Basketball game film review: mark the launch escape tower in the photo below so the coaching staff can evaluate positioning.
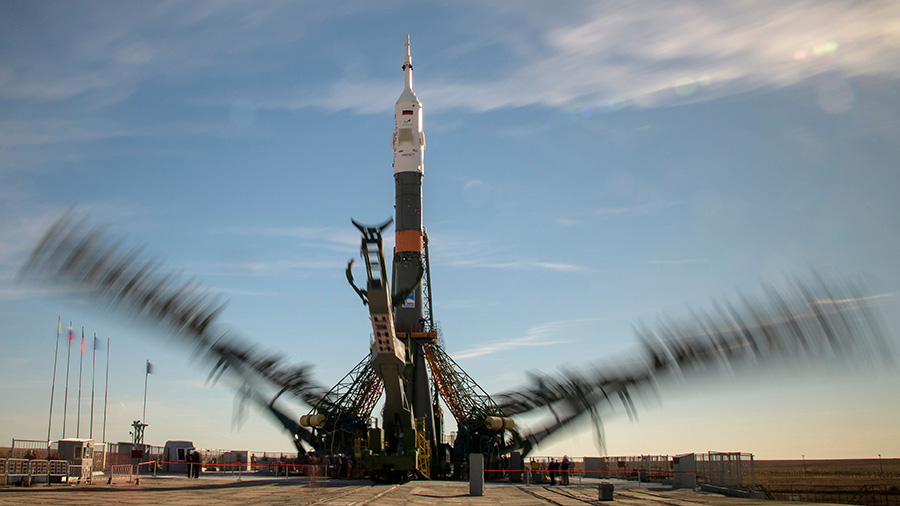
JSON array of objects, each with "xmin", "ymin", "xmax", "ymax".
[{"xmin": 299, "ymin": 35, "xmax": 516, "ymax": 481}]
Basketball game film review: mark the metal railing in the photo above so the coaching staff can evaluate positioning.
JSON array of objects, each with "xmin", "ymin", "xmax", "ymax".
[
  {"xmin": 696, "ymin": 451, "xmax": 756, "ymax": 490},
  {"xmin": 1, "ymin": 458, "xmax": 69, "ymax": 485},
  {"xmin": 108, "ymin": 464, "xmax": 134, "ymax": 483}
]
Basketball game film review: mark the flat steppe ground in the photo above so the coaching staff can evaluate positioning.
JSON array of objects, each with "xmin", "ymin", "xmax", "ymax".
[{"xmin": 754, "ymin": 458, "xmax": 900, "ymax": 488}]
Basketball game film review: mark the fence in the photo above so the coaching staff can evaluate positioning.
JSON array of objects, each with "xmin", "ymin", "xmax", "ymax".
[
  {"xmin": 696, "ymin": 452, "xmax": 756, "ymax": 490},
  {"xmin": 525, "ymin": 452, "xmax": 758, "ymax": 489},
  {"xmin": 10, "ymin": 439, "xmax": 57, "ymax": 460},
  {"xmin": 101, "ymin": 443, "xmax": 164, "ymax": 472},
  {"xmin": 1, "ymin": 458, "xmax": 70, "ymax": 485},
  {"xmin": 108, "ymin": 464, "xmax": 134, "ymax": 483},
  {"xmin": 195, "ymin": 449, "xmax": 251, "ymax": 472},
  {"xmin": 583, "ymin": 455, "xmax": 673, "ymax": 481}
]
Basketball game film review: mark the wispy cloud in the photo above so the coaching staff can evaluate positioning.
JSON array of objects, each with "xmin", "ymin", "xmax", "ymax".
[
  {"xmin": 0, "ymin": 285, "xmax": 84, "ymax": 301},
  {"xmin": 189, "ymin": 259, "xmax": 345, "ymax": 278},
  {"xmin": 3, "ymin": 1, "xmax": 898, "ymax": 156},
  {"xmin": 644, "ymin": 259, "xmax": 709, "ymax": 266},
  {"xmin": 0, "ymin": 210, "xmax": 60, "ymax": 271},
  {"xmin": 206, "ymin": 286, "xmax": 284, "ymax": 298},
  {"xmin": 0, "ymin": 2, "xmax": 375, "ymax": 104},
  {"xmin": 0, "ymin": 203, "xmax": 170, "ymax": 304},
  {"xmin": 452, "ymin": 319, "xmax": 603, "ymax": 360},
  {"xmin": 212, "ymin": 226, "xmax": 360, "ymax": 254},
  {"xmin": 817, "ymin": 292, "xmax": 898, "ymax": 306},
  {"xmin": 553, "ymin": 200, "xmax": 688, "ymax": 228},
  {"xmin": 450, "ymin": 259, "xmax": 585, "ymax": 273},
  {"xmin": 308, "ymin": 1, "xmax": 900, "ymax": 113},
  {"xmin": 594, "ymin": 201, "xmax": 687, "ymax": 217},
  {"xmin": 451, "ymin": 317, "xmax": 627, "ymax": 360},
  {"xmin": 0, "ymin": 0, "xmax": 900, "ymax": 176}
]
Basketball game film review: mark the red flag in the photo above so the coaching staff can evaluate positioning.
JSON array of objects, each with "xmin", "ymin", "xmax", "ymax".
[
  {"xmin": 80, "ymin": 328, "xmax": 85, "ymax": 355},
  {"xmin": 68, "ymin": 326, "xmax": 74, "ymax": 341}
]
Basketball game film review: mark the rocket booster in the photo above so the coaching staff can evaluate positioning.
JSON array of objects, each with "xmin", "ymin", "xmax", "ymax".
[
  {"xmin": 391, "ymin": 35, "xmax": 437, "ymax": 446},
  {"xmin": 392, "ymin": 34, "xmax": 426, "ymax": 329}
]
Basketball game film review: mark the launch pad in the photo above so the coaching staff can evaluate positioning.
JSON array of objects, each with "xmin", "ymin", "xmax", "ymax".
[
  {"xmin": 0, "ymin": 477, "xmax": 782, "ymax": 506},
  {"xmin": 19, "ymin": 35, "xmax": 891, "ymax": 486}
]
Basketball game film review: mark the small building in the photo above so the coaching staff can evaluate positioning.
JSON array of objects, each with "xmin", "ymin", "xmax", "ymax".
[
  {"xmin": 162, "ymin": 440, "xmax": 195, "ymax": 473},
  {"xmin": 223, "ymin": 450, "xmax": 249, "ymax": 472},
  {"xmin": 673, "ymin": 453, "xmax": 697, "ymax": 489},
  {"xmin": 57, "ymin": 439, "xmax": 94, "ymax": 482}
]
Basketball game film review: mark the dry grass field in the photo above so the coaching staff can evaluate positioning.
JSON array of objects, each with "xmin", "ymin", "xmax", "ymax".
[{"xmin": 752, "ymin": 459, "xmax": 900, "ymax": 505}]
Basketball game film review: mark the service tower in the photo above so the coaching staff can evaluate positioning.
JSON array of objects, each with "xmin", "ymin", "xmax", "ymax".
[{"xmin": 391, "ymin": 35, "xmax": 437, "ymax": 448}]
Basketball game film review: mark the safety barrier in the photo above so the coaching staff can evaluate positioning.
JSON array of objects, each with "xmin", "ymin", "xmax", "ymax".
[
  {"xmin": 30, "ymin": 459, "xmax": 70, "ymax": 479},
  {"xmin": 108, "ymin": 464, "xmax": 134, "ymax": 483},
  {"xmin": 124, "ymin": 459, "xmax": 338, "ymax": 481},
  {"xmin": 1, "ymin": 458, "xmax": 70, "ymax": 485},
  {"xmin": 696, "ymin": 451, "xmax": 755, "ymax": 490},
  {"xmin": 488, "ymin": 467, "xmax": 586, "ymax": 485},
  {"xmin": 66, "ymin": 462, "xmax": 92, "ymax": 484}
]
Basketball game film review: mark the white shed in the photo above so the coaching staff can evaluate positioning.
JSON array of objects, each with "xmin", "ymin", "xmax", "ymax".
[{"xmin": 162, "ymin": 440, "xmax": 195, "ymax": 473}]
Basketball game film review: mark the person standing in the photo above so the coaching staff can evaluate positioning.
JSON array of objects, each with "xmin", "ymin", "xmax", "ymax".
[
  {"xmin": 561, "ymin": 456, "xmax": 570, "ymax": 485},
  {"xmin": 192, "ymin": 450, "xmax": 202, "ymax": 478}
]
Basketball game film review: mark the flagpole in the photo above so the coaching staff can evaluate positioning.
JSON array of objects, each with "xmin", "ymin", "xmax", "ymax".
[
  {"xmin": 102, "ymin": 338, "xmax": 110, "ymax": 443},
  {"xmin": 90, "ymin": 332, "xmax": 97, "ymax": 439},
  {"xmin": 47, "ymin": 316, "xmax": 61, "ymax": 453},
  {"xmin": 62, "ymin": 322, "xmax": 73, "ymax": 439},
  {"xmin": 77, "ymin": 327, "xmax": 84, "ymax": 437},
  {"xmin": 142, "ymin": 360, "xmax": 150, "ymax": 422},
  {"xmin": 102, "ymin": 337, "xmax": 110, "ymax": 471}
]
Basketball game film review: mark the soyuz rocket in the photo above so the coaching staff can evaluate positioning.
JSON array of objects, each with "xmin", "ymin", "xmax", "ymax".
[
  {"xmin": 392, "ymin": 34, "xmax": 426, "ymax": 332},
  {"xmin": 391, "ymin": 35, "xmax": 437, "ymax": 446}
]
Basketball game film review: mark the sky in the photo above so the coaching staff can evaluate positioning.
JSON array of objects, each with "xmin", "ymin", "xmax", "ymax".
[{"xmin": 1, "ymin": 1, "xmax": 899, "ymax": 460}]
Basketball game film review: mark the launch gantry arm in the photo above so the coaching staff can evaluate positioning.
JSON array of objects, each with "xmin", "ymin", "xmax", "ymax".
[
  {"xmin": 21, "ymin": 214, "xmax": 329, "ymax": 452},
  {"xmin": 489, "ymin": 274, "xmax": 890, "ymax": 454}
]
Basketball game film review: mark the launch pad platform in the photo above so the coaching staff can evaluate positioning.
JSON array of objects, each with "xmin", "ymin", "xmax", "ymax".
[{"xmin": 0, "ymin": 476, "xmax": 836, "ymax": 506}]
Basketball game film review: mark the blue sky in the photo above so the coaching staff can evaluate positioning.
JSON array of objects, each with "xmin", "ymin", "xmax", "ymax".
[{"xmin": 1, "ymin": 1, "xmax": 899, "ymax": 459}]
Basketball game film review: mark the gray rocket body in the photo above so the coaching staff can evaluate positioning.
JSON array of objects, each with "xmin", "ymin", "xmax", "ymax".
[{"xmin": 391, "ymin": 35, "xmax": 437, "ymax": 448}]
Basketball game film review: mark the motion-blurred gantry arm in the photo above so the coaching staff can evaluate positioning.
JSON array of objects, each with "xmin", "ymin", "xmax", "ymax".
[
  {"xmin": 493, "ymin": 275, "xmax": 892, "ymax": 454},
  {"xmin": 20, "ymin": 214, "xmax": 328, "ymax": 451}
]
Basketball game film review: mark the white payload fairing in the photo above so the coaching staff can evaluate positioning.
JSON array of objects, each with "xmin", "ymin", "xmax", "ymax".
[{"xmin": 392, "ymin": 34, "xmax": 426, "ymax": 176}]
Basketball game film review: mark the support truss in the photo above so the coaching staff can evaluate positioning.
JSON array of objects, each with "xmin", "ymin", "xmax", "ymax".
[
  {"xmin": 422, "ymin": 342, "xmax": 502, "ymax": 421},
  {"xmin": 312, "ymin": 353, "xmax": 383, "ymax": 420}
]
